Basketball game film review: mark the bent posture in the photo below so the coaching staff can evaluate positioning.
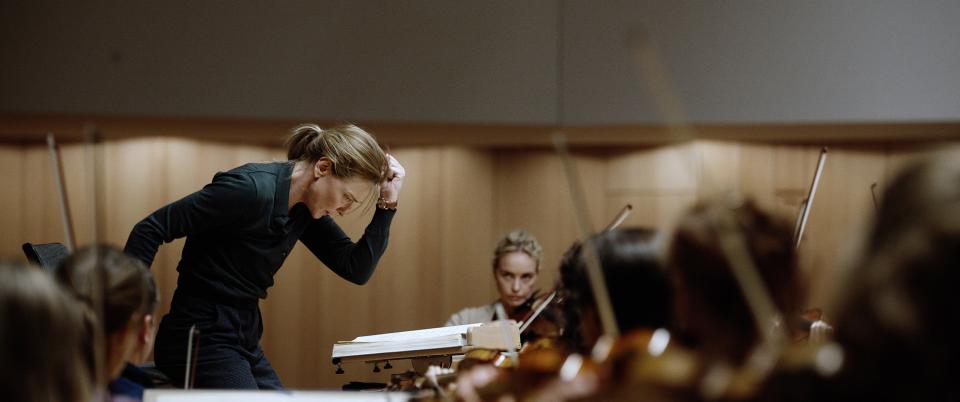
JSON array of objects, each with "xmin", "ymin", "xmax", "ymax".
[{"xmin": 124, "ymin": 124, "xmax": 405, "ymax": 389}]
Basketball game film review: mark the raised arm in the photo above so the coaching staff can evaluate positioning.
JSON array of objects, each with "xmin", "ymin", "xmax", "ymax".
[
  {"xmin": 298, "ymin": 208, "xmax": 395, "ymax": 285},
  {"xmin": 300, "ymin": 154, "xmax": 404, "ymax": 284},
  {"xmin": 123, "ymin": 171, "xmax": 255, "ymax": 268}
]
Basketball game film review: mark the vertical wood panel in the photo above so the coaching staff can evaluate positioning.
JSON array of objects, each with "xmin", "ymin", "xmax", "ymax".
[
  {"xmin": 606, "ymin": 143, "xmax": 698, "ymax": 193},
  {"xmin": 604, "ymin": 145, "xmax": 701, "ymax": 234},
  {"xmin": 102, "ymin": 138, "xmax": 170, "ymax": 245},
  {"xmin": 737, "ymin": 143, "xmax": 777, "ymax": 213},
  {"xmin": 366, "ymin": 147, "xmax": 442, "ymax": 332},
  {"xmin": 438, "ymin": 148, "xmax": 496, "ymax": 323},
  {"xmin": 19, "ymin": 147, "xmax": 47, "ymax": 247},
  {"xmin": 604, "ymin": 194, "xmax": 697, "ymax": 233},
  {"xmin": 0, "ymin": 145, "xmax": 24, "ymax": 258},
  {"xmin": 57, "ymin": 144, "xmax": 95, "ymax": 247},
  {"xmin": 696, "ymin": 140, "xmax": 741, "ymax": 197},
  {"xmin": 771, "ymin": 145, "xmax": 821, "ymax": 221},
  {"xmin": 800, "ymin": 147, "xmax": 887, "ymax": 306}
]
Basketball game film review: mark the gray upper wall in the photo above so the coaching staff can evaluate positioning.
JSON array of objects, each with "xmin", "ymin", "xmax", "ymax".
[{"xmin": 1, "ymin": 1, "xmax": 958, "ymax": 124}]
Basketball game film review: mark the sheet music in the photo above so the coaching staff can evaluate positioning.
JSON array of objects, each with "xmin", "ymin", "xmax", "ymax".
[
  {"xmin": 332, "ymin": 333, "xmax": 465, "ymax": 359},
  {"xmin": 349, "ymin": 323, "xmax": 480, "ymax": 343}
]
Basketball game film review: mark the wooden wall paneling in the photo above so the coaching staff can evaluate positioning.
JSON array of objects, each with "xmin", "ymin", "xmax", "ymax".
[
  {"xmin": 102, "ymin": 138, "xmax": 173, "ymax": 320},
  {"xmin": 771, "ymin": 145, "xmax": 821, "ymax": 222},
  {"xmin": 365, "ymin": 147, "xmax": 442, "ymax": 332},
  {"xmin": 58, "ymin": 143, "xmax": 96, "ymax": 248},
  {"xmin": 102, "ymin": 138, "xmax": 170, "ymax": 244},
  {"xmin": 438, "ymin": 147, "xmax": 496, "ymax": 323},
  {"xmin": 736, "ymin": 143, "xmax": 777, "ymax": 212},
  {"xmin": 770, "ymin": 144, "xmax": 839, "ymax": 309},
  {"xmin": 695, "ymin": 140, "xmax": 741, "ymax": 197},
  {"xmin": 0, "ymin": 144, "xmax": 24, "ymax": 258},
  {"xmin": 799, "ymin": 146, "xmax": 888, "ymax": 307},
  {"xmin": 232, "ymin": 142, "xmax": 285, "ymax": 165},
  {"xmin": 605, "ymin": 143, "xmax": 698, "ymax": 194},
  {"xmin": 604, "ymin": 194, "xmax": 698, "ymax": 233},
  {"xmin": 190, "ymin": 140, "xmax": 254, "ymax": 180},
  {"xmin": 20, "ymin": 145, "xmax": 65, "ymax": 247},
  {"xmin": 604, "ymin": 144, "xmax": 700, "ymax": 233}
]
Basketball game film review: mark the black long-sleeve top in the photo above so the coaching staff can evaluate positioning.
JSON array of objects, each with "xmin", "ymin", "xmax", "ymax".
[{"xmin": 124, "ymin": 162, "xmax": 395, "ymax": 302}]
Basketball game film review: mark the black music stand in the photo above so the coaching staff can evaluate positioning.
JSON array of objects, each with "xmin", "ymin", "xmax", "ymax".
[{"xmin": 22, "ymin": 242, "xmax": 69, "ymax": 273}]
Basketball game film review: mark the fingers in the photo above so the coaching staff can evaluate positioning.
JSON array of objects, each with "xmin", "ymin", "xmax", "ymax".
[
  {"xmin": 389, "ymin": 155, "xmax": 405, "ymax": 176},
  {"xmin": 384, "ymin": 154, "xmax": 405, "ymax": 182}
]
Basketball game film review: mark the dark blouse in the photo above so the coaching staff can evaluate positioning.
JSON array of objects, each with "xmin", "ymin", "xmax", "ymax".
[{"xmin": 124, "ymin": 162, "xmax": 395, "ymax": 301}]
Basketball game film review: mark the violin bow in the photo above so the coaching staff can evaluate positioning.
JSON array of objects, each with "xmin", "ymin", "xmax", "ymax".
[
  {"xmin": 601, "ymin": 204, "xmax": 633, "ymax": 232},
  {"xmin": 519, "ymin": 204, "xmax": 631, "ymax": 335},
  {"xmin": 518, "ymin": 290, "xmax": 558, "ymax": 334},
  {"xmin": 554, "ymin": 134, "xmax": 620, "ymax": 342},
  {"xmin": 793, "ymin": 147, "xmax": 828, "ymax": 249},
  {"xmin": 628, "ymin": 26, "xmax": 792, "ymax": 396},
  {"xmin": 46, "ymin": 133, "xmax": 77, "ymax": 252}
]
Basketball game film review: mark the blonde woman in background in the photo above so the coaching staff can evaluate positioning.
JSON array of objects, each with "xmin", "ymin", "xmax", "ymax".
[{"xmin": 445, "ymin": 229, "xmax": 544, "ymax": 326}]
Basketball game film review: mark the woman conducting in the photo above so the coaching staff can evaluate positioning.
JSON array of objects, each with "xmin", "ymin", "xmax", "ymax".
[{"xmin": 123, "ymin": 123, "xmax": 405, "ymax": 389}]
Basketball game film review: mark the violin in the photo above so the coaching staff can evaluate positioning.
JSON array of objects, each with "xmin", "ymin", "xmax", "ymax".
[
  {"xmin": 515, "ymin": 327, "xmax": 837, "ymax": 402},
  {"xmin": 460, "ymin": 328, "xmax": 695, "ymax": 402},
  {"xmin": 512, "ymin": 290, "xmax": 564, "ymax": 345},
  {"xmin": 458, "ymin": 292, "xmax": 564, "ymax": 372}
]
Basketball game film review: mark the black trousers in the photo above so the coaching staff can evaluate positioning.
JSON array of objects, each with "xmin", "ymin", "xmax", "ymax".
[{"xmin": 154, "ymin": 291, "xmax": 283, "ymax": 390}]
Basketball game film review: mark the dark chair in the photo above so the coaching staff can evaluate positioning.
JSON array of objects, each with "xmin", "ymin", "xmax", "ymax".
[
  {"xmin": 22, "ymin": 242, "xmax": 69, "ymax": 273},
  {"xmin": 139, "ymin": 361, "xmax": 174, "ymax": 389}
]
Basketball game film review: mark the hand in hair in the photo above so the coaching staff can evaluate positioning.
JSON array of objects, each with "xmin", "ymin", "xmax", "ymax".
[{"xmin": 379, "ymin": 154, "xmax": 406, "ymax": 207}]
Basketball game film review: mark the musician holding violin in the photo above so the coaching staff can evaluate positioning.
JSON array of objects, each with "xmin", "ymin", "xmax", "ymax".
[
  {"xmin": 668, "ymin": 198, "xmax": 801, "ymax": 369},
  {"xmin": 444, "ymin": 229, "xmax": 545, "ymax": 327},
  {"xmin": 558, "ymin": 227, "xmax": 673, "ymax": 354},
  {"xmin": 451, "ymin": 227, "xmax": 676, "ymax": 401}
]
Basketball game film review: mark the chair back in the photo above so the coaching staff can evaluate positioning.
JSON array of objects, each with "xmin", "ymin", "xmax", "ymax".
[{"xmin": 22, "ymin": 242, "xmax": 69, "ymax": 273}]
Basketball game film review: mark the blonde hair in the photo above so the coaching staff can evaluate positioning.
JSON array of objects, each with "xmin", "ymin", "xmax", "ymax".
[
  {"xmin": 285, "ymin": 124, "xmax": 389, "ymax": 184},
  {"xmin": 0, "ymin": 261, "xmax": 92, "ymax": 402},
  {"xmin": 493, "ymin": 230, "xmax": 544, "ymax": 272}
]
